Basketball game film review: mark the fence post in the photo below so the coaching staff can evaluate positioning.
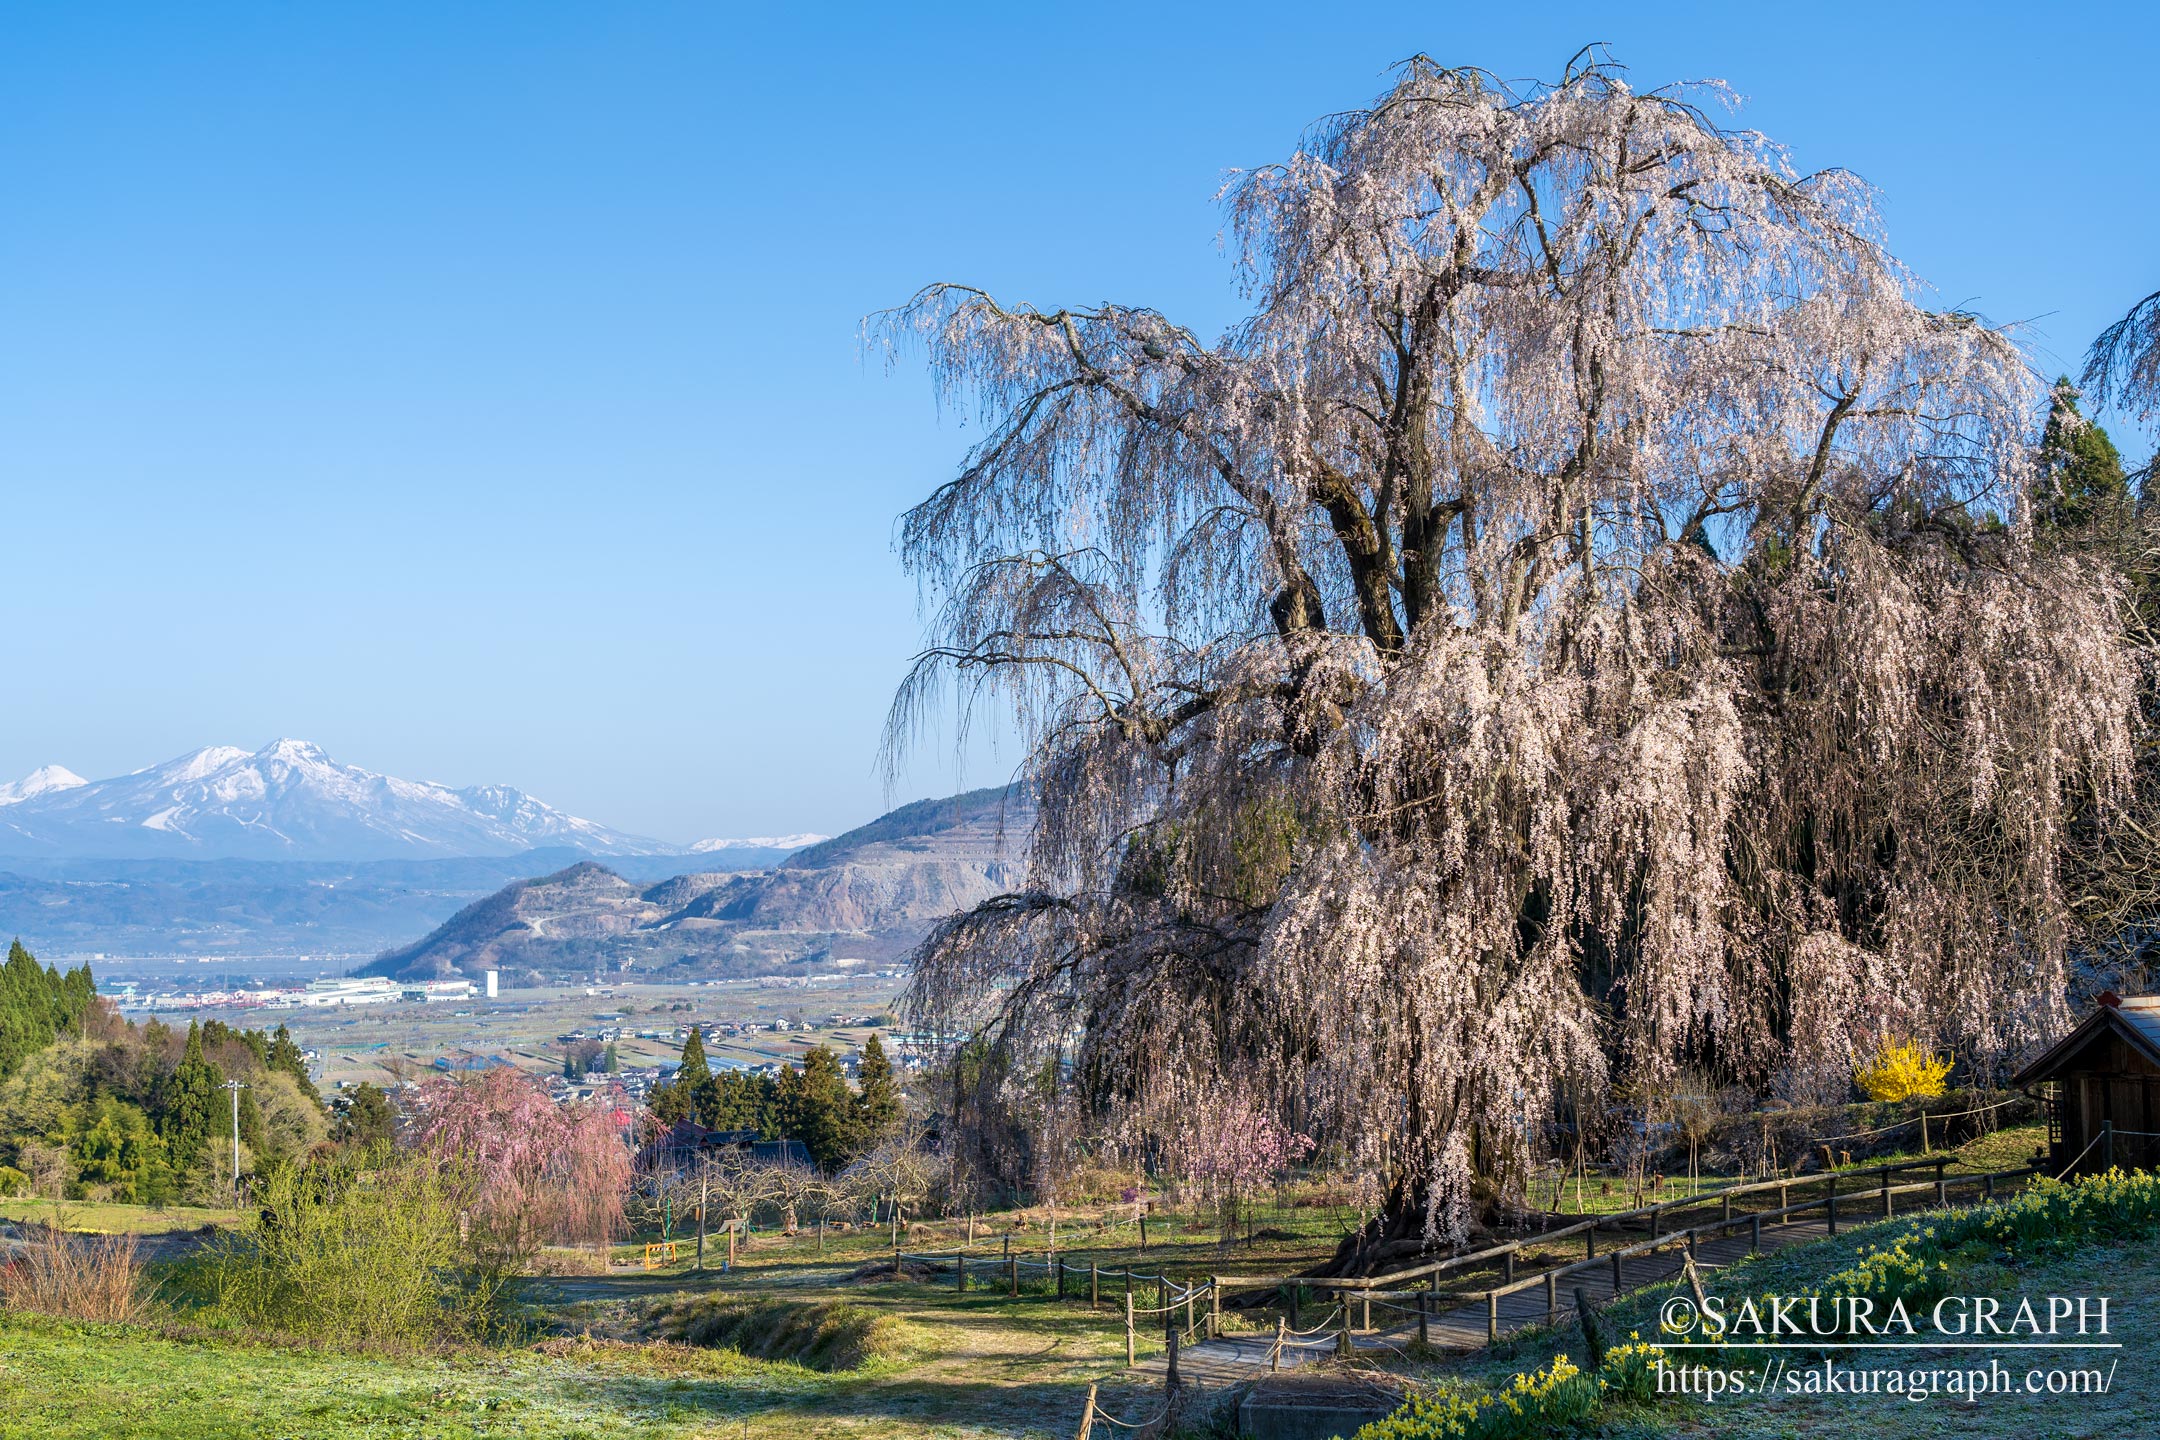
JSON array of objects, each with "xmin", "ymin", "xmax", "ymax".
[
  {"xmin": 1340, "ymin": 1295, "xmax": 1354, "ymax": 1355},
  {"xmin": 1166, "ymin": 1309, "xmax": 1181, "ymax": 1388},
  {"xmin": 1921, "ymin": 1111, "xmax": 1930, "ymax": 1153},
  {"xmin": 1077, "ymin": 1382, "xmax": 1098, "ymax": 1440},
  {"xmin": 1125, "ymin": 1291, "xmax": 1135, "ymax": 1367},
  {"xmin": 1649, "ymin": 1204, "xmax": 1660, "ymax": 1240},
  {"xmin": 1091, "ymin": 1262, "xmax": 1100, "ymax": 1308},
  {"xmin": 1545, "ymin": 1269, "xmax": 1558, "ymax": 1327},
  {"xmin": 1486, "ymin": 1290, "xmax": 1499, "ymax": 1343},
  {"xmin": 1984, "ymin": 1172, "xmax": 1996, "ymax": 1202},
  {"xmin": 1586, "ymin": 1222, "xmax": 1596, "ymax": 1258},
  {"xmin": 1273, "ymin": 1317, "xmax": 1286, "ymax": 1371},
  {"xmin": 1289, "ymin": 1282, "xmax": 1300, "ymax": 1330},
  {"xmin": 1418, "ymin": 1289, "xmax": 1430, "ymax": 1345},
  {"xmin": 1881, "ymin": 1166, "xmax": 1892, "ymax": 1219},
  {"xmin": 956, "ymin": 1251, "xmax": 966, "ymax": 1293},
  {"xmin": 1209, "ymin": 1277, "xmax": 1220, "ymax": 1339},
  {"xmin": 1721, "ymin": 1192, "xmax": 1732, "ymax": 1226},
  {"xmin": 1610, "ymin": 1252, "xmax": 1622, "ymax": 1296},
  {"xmin": 1185, "ymin": 1283, "xmax": 1195, "ymax": 1338},
  {"xmin": 1057, "ymin": 1258, "xmax": 1066, "ymax": 1301},
  {"xmin": 1008, "ymin": 1254, "xmax": 1019, "ymax": 1297},
  {"xmin": 1503, "ymin": 1250, "xmax": 1516, "ymax": 1284},
  {"xmin": 1750, "ymin": 1213, "xmax": 1761, "ymax": 1253},
  {"xmin": 1826, "ymin": 1173, "xmax": 1838, "ymax": 1237}
]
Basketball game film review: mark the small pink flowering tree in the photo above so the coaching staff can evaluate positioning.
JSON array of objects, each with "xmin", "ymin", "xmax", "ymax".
[
  {"xmin": 1177, "ymin": 1096, "xmax": 1313, "ymax": 1248},
  {"xmin": 411, "ymin": 1069, "xmax": 630, "ymax": 1269}
]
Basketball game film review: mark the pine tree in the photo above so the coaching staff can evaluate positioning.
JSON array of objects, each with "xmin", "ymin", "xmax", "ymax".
[
  {"xmin": 855, "ymin": 1034, "xmax": 903, "ymax": 1146},
  {"xmin": 603, "ymin": 1042, "xmax": 619, "ymax": 1073}
]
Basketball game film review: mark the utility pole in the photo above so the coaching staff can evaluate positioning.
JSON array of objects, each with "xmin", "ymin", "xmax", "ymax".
[{"xmin": 220, "ymin": 1079, "xmax": 249, "ymax": 1200}]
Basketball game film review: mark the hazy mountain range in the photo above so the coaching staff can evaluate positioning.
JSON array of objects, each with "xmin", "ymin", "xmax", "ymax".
[
  {"xmin": 0, "ymin": 740, "xmax": 823, "ymax": 862},
  {"xmin": 0, "ymin": 740, "xmax": 1010, "ymax": 975}
]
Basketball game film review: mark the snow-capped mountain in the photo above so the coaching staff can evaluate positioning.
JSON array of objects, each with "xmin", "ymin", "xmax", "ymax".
[
  {"xmin": 0, "ymin": 764, "xmax": 88, "ymax": 806},
  {"xmin": 688, "ymin": 833, "xmax": 826, "ymax": 853},
  {"xmin": 0, "ymin": 741, "xmax": 676, "ymax": 861}
]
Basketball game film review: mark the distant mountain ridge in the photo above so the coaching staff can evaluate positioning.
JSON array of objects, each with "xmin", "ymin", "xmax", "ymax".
[
  {"xmin": 360, "ymin": 784, "xmax": 1028, "ymax": 983},
  {"xmin": 0, "ymin": 740, "xmax": 675, "ymax": 861}
]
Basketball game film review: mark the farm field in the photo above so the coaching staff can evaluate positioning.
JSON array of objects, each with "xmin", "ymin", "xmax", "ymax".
[{"xmin": 131, "ymin": 977, "xmax": 908, "ymax": 1090}]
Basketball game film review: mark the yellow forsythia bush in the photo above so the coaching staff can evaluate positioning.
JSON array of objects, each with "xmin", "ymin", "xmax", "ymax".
[{"xmin": 1853, "ymin": 1037, "xmax": 1951, "ymax": 1102}]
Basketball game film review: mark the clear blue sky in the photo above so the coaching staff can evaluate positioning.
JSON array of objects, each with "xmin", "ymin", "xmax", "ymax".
[{"xmin": 1, "ymin": 2, "xmax": 2153, "ymax": 843}]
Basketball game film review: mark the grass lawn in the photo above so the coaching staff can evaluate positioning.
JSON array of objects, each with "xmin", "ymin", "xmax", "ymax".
[
  {"xmin": 5, "ymin": 1154, "xmax": 2147, "ymax": 1440},
  {"xmin": 0, "ymin": 1293, "xmax": 1125, "ymax": 1440},
  {"xmin": 1434, "ymin": 1194, "xmax": 2156, "ymax": 1439},
  {"xmin": 0, "ymin": 1200, "xmax": 240, "ymax": 1234}
]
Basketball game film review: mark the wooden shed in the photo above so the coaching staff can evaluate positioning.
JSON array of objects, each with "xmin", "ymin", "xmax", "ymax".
[{"xmin": 2011, "ymin": 992, "xmax": 2160, "ymax": 1175}]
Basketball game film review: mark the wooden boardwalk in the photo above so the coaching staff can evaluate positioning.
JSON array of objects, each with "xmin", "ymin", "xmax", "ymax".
[{"xmin": 1132, "ymin": 1210, "xmax": 1841, "ymax": 1379}]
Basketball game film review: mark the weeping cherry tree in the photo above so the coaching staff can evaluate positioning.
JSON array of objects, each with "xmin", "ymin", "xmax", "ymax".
[{"xmin": 882, "ymin": 52, "xmax": 2139, "ymax": 1272}]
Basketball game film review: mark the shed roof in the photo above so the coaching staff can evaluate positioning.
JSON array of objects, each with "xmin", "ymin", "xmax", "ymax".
[{"xmin": 2010, "ymin": 995, "xmax": 2160, "ymax": 1086}]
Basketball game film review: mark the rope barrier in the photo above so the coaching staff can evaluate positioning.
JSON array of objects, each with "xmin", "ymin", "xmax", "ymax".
[
  {"xmin": 1814, "ymin": 1095, "xmax": 2025, "ymax": 1146},
  {"xmin": 2049, "ymin": 1132, "xmax": 2105, "ymax": 1179},
  {"xmin": 1282, "ymin": 1306, "xmax": 1344, "ymax": 1337},
  {"xmin": 1087, "ymin": 1398, "xmax": 1171, "ymax": 1432}
]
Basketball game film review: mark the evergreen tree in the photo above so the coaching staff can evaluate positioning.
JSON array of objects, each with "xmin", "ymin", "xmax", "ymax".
[
  {"xmin": 676, "ymin": 1028, "xmax": 711, "ymax": 1084},
  {"xmin": 238, "ymin": 1086, "xmax": 266, "ymax": 1158},
  {"xmin": 336, "ymin": 1081, "xmax": 397, "ymax": 1152},
  {"xmin": 855, "ymin": 1034, "xmax": 903, "ymax": 1146},
  {"xmin": 264, "ymin": 1024, "xmax": 321, "ymax": 1106},
  {"xmin": 603, "ymin": 1041, "xmax": 619, "ymax": 1073},
  {"xmin": 2041, "ymin": 378, "xmax": 2131, "ymax": 530},
  {"xmin": 707, "ymin": 1071, "xmax": 779, "ymax": 1135},
  {"xmin": 0, "ymin": 940, "xmax": 95, "ymax": 1079},
  {"xmin": 646, "ymin": 1074, "xmax": 696, "ymax": 1128},
  {"xmin": 157, "ymin": 1021, "xmax": 224, "ymax": 1172},
  {"xmin": 778, "ymin": 1047, "xmax": 857, "ymax": 1170}
]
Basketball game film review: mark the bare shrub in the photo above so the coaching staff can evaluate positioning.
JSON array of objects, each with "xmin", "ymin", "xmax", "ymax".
[
  {"xmin": 0, "ymin": 1230, "xmax": 151, "ymax": 1322},
  {"xmin": 207, "ymin": 1153, "xmax": 479, "ymax": 1348}
]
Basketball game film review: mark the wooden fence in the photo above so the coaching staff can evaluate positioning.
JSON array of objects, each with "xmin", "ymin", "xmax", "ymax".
[{"xmin": 895, "ymin": 1155, "xmax": 2042, "ymax": 1355}]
